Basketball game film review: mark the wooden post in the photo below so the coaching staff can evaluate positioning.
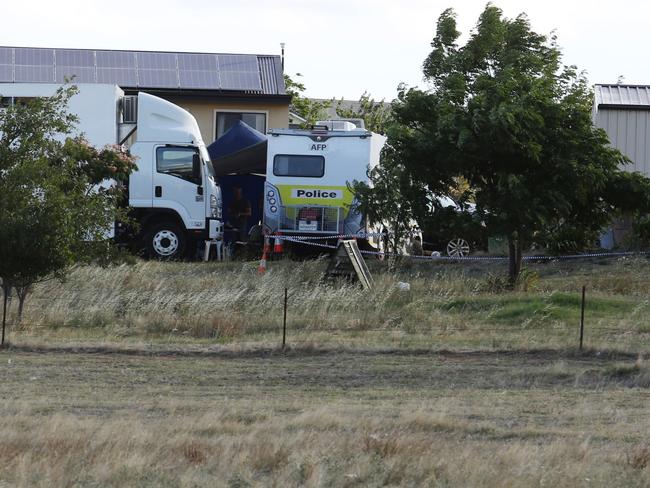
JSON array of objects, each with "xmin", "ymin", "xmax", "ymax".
[
  {"xmin": 1, "ymin": 286, "xmax": 8, "ymax": 346},
  {"xmin": 282, "ymin": 287, "xmax": 288, "ymax": 350},
  {"xmin": 579, "ymin": 285, "xmax": 586, "ymax": 351}
]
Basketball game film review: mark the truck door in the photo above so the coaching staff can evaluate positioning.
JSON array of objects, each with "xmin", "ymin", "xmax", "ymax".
[{"xmin": 152, "ymin": 145, "xmax": 205, "ymax": 229}]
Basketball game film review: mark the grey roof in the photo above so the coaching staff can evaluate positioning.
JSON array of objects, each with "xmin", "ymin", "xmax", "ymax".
[
  {"xmin": 0, "ymin": 46, "xmax": 285, "ymax": 95},
  {"xmin": 595, "ymin": 84, "xmax": 650, "ymax": 108}
]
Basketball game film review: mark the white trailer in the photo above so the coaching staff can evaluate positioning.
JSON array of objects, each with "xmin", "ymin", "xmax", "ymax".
[
  {"xmin": 0, "ymin": 83, "xmax": 223, "ymax": 258},
  {"xmin": 262, "ymin": 121, "xmax": 386, "ymax": 242}
]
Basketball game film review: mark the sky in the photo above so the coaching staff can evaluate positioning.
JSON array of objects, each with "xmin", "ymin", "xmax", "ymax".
[{"xmin": 2, "ymin": 0, "xmax": 648, "ymax": 101}]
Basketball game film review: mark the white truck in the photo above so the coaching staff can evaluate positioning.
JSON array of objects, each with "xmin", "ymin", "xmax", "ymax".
[
  {"xmin": 0, "ymin": 83, "xmax": 223, "ymax": 259},
  {"xmin": 262, "ymin": 121, "xmax": 386, "ymax": 246}
]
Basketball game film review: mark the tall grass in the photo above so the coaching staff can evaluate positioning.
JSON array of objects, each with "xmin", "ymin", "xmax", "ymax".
[{"xmin": 6, "ymin": 256, "xmax": 650, "ymax": 351}]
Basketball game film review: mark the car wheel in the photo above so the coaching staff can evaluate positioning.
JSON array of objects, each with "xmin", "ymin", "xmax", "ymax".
[{"xmin": 447, "ymin": 238, "xmax": 470, "ymax": 257}]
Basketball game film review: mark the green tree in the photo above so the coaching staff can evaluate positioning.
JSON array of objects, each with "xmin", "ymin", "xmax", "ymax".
[
  {"xmin": 357, "ymin": 5, "xmax": 650, "ymax": 283},
  {"xmin": 351, "ymin": 161, "xmax": 420, "ymax": 254},
  {"xmin": 335, "ymin": 92, "xmax": 392, "ymax": 133},
  {"xmin": 0, "ymin": 85, "xmax": 137, "ymax": 343},
  {"xmin": 284, "ymin": 73, "xmax": 331, "ymax": 127}
]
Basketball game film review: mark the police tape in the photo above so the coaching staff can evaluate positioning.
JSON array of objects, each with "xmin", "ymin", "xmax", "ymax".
[
  {"xmin": 279, "ymin": 235, "xmax": 650, "ymax": 261},
  {"xmin": 281, "ymin": 236, "xmax": 338, "ymax": 249},
  {"xmin": 274, "ymin": 232, "xmax": 386, "ymax": 241}
]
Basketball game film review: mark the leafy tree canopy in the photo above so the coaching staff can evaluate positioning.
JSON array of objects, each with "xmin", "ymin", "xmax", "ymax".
[
  {"xmin": 354, "ymin": 5, "xmax": 650, "ymax": 282},
  {"xmin": 0, "ymin": 85, "xmax": 136, "ymax": 333},
  {"xmin": 335, "ymin": 92, "xmax": 392, "ymax": 134}
]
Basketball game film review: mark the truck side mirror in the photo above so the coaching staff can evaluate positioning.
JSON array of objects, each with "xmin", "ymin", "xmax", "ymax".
[{"xmin": 192, "ymin": 153, "xmax": 201, "ymax": 182}]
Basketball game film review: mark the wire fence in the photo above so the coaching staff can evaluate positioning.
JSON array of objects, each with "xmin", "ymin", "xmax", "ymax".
[
  {"xmin": 3, "ymin": 281, "xmax": 648, "ymax": 353},
  {"xmin": 280, "ymin": 233, "xmax": 650, "ymax": 261},
  {"xmin": 2, "ymin": 238, "xmax": 649, "ymax": 351}
]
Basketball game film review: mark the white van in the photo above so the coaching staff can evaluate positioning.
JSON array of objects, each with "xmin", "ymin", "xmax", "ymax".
[{"xmin": 262, "ymin": 121, "xmax": 386, "ymax": 240}]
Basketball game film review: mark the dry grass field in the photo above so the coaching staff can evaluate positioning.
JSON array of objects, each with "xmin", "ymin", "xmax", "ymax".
[
  {"xmin": 0, "ymin": 256, "xmax": 649, "ymax": 486},
  {"xmin": 0, "ymin": 348, "xmax": 648, "ymax": 487}
]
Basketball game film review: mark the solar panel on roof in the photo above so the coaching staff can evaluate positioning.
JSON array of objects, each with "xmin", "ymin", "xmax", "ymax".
[
  {"xmin": 0, "ymin": 65, "xmax": 12, "ymax": 82},
  {"xmin": 217, "ymin": 54, "xmax": 258, "ymax": 71},
  {"xmin": 138, "ymin": 69, "xmax": 178, "ymax": 88},
  {"xmin": 97, "ymin": 67, "xmax": 137, "ymax": 86},
  {"xmin": 55, "ymin": 49, "xmax": 94, "ymax": 67},
  {"xmin": 56, "ymin": 66, "xmax": 95, "ymax": 83},
  {"xmin": 220, "ymin": 71, "xmax": 261, "ymax": 91},
  {"xmin": 137, "ymin": 52, "xmax": 176, "ymax": 70},
  {"xmin": 177, "ymin": 53, "xmax": 218, "ymax": 71},
  {"xmin": 15, "ymin": 47, "xmax": 53, "ymax": 66},
  {"xmin": 179, "ymin": 70, "xmax": 220, "ymax": 89},
  {"xmin": 96, "ymin": 50, "xmax": 136, "ymax": 68},
  {"xmin": 15, "ymin": 65, "xmax": 53, "ymax": 82},
  {"xmin": 1, "ymin": 47, "xmax": 280, "ymax": 93},
  {"xmin": 0, "ymin": 48, "xmax": 12, "ymax": 65},
  {"xmin": 216, "ymin": 54, "xmax": 261, "ymax": 91}
]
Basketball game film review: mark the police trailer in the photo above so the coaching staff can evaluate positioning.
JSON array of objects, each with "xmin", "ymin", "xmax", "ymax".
[
  {"xmin": 262, "ymin": 120, "xmax": 386, "ymax": 246},
  {"xmin": 0, "ymin": 83, "xmax": 223, "ymax": 259}
]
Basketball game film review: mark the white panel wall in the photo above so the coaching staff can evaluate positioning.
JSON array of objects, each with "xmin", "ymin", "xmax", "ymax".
[
  {"xmin": 596, "ymin": 109, "xmax": 650, "ymax": 176},
  {"xmin": 0, "ymin": 83, "xmax": 122, "ymax": 148}
]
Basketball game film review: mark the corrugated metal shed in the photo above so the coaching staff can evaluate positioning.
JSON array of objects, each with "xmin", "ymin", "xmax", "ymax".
[
  {"xmin": 595, "ymin": 84, "xmax": 650, "ymax": 108},
  {"xmin": 593, "ymin": 84, "xmax": 650, "ymax": 176},
  {"xmin": 0, "ymin": 46, "xmax": 286, "ymax": 95}
]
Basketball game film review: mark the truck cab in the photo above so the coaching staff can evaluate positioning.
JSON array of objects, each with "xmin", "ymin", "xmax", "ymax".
[{"xmin": 127, "ymin": 93, "xmax": 222, "ymax": 258}]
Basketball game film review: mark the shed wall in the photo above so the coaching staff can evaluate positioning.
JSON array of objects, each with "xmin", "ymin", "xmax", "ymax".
[{"xmin": 596, "ymin": 108, "xmax": 650, "ymax": 175}]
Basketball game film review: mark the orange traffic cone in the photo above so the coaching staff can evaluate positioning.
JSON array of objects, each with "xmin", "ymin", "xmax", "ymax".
[
  {"xmin": 273, "ymin": 233, "xmax": 283, "ymax": 255},
  {"xmin": 263, "ymin": 236, "xmax": 271, "ymax": 255}
]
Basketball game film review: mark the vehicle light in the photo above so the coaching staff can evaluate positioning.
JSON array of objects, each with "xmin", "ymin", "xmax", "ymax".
[
  {"xmin": 270, "ymin": 206, "xmax": 277, "ymax": 213},
  {"xmin": 267, "ymin": 190, "xmax": 275, "ymax": 197},
  {"xmin": 269, "ymin": 198, "xmax": 276, "ymax": 205}
]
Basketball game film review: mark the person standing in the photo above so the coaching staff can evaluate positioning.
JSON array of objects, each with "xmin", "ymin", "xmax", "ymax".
[{"xmin": 228, "ymin": 186, "xmax": 252, "ymax": 242}]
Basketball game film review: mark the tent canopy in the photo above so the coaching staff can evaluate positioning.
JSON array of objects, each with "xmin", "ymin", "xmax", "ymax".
[{"xmin": 207, "ymin": 120, "xmax": 267, "ymax": 176}]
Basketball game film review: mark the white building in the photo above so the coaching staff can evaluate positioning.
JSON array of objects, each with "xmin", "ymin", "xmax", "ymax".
[
  {"xmin": 593, "ymin": 84, "xmax": 650, "ymax": 247},
  {"xmin": 593, "ymin": 84, "xmax": 650, "ymax": 176}
]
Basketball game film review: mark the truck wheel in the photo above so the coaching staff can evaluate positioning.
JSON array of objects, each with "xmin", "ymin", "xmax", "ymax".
[{"xmin": 145, "ymin": 223, "xmax": 186, "ymax": 260}]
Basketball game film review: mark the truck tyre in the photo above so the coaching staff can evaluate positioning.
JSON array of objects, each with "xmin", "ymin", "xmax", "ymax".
[{"xmin": 145, "ymin": 222, "xmax": 186, "ymax": 260}]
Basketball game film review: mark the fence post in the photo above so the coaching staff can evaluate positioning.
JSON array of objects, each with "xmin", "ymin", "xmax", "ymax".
[
  {"xmin": 1, "ymin": 287, "xmax": 7, "ymax": 346},
  {"xmin": 579, "ymin": 285, "xmax": 586, "ymax": 351},
  {"xmin": 282, "ymin": 287, "xmax": 288, "ymax": 350}
]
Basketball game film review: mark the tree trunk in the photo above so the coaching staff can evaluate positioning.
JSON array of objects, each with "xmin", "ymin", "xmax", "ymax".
[
  {"xmin": 516, "ymin": 238, "xmax": 523, "ymax": 281},
  {"xmin": 508, "ymin": 233, "xmax": 523, "ymax": 286},
  {"xmin": 16, "ymin": 285, "xmax": 30, "ymax": 325},
  {"xmin": 1, "ymin": 285, "xmax": 10, "ymax": 346}
]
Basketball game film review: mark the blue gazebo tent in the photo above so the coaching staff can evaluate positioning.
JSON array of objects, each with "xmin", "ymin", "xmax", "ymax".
[{"xmin": 207, "ymin": 120, "xmax": 267, "ymax": 176}]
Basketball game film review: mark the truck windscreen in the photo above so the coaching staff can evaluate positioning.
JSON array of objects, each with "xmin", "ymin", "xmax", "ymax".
[{"xmin": 273, "ymin": 155, "xmax": 324, "ymax": 177}]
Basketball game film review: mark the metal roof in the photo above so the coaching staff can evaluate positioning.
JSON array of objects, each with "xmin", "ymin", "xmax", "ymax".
[
  {"xmin": 595, "ymin": 84, "xmax": 650, "ymax": 109},
  {"xmin": 0, "ymin": 46, "xmax": 285, "ymax": 95}
]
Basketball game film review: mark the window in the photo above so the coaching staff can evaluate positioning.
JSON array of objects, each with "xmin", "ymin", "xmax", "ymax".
[
  {"xmin": 0, "ymin": 96, "xmax": 39, "ymax": 108},
  {"xmin": 273, "ymin": 155, "xmax": 325, "ymax": 178},
  {"xmin": 13, "ymin": 97, "xmax": 37, "ymax": 106},
  {"xmin": 156, "ymin": 146, "xmax": 200, "ymax": 183},
  {"xmin": 215, "ymin": 111, "xmax": 266, "ymax": 139}
]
